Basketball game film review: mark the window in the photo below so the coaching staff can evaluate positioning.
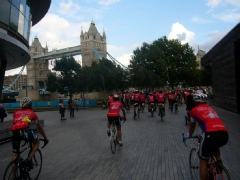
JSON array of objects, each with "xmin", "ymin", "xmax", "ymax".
[
  {"xmin": 10, "ymin": 5, "xmax": 19, "ymax": 31},
  {"xmin": 18, "ymin": 11, "xmax": 24, "ymax": 35},
  {"xmin": 0, "ymin": 0, "xmax": 11, "ymax": 25}
]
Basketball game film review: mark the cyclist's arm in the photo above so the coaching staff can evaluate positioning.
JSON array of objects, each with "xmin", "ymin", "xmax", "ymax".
[
  {"xmin": 36, "ymin": 123, "xmax": 48, "ymax": 140},
  {"xmin": 121, "ymin": 108, "xmax": 126, "ymax": 120},
  {"xmin": 189, "ymin": 121, "xmax": 196, "ymax": 137}
]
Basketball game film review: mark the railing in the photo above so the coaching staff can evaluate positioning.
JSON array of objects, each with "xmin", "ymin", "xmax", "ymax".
[{"xmin": 1, "ymin": 100, "xmax": 97, "ymax": 108}]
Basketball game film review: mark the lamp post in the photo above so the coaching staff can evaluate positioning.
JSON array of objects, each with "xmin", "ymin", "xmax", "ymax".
[{"xmin": 42, "ymin": 89, "xmax": 45, "ymax": 101}]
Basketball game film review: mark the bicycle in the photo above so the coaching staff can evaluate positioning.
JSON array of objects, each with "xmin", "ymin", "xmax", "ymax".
[
  {"xmin": 148, "ymin": 103, "xmax": 155, "ymax": 117},
  {"xmin": 171, "ymin": 101, "xmax": 178, "ymax": 113},
  {"xmin": 125, "ymin": 102, "xmax": 130, "ymax": 113},
  {"xmin": 182, "ymin": 134, "xmax": 231, "ymax": 180},
  {"xmin": 3, "ymin": 138, "xmax": 47, "ymax": 180},
  {"xmin": 109, "ymin": 117, "xmax": 125, "ymax": 154},
  {"xmin": 140, "ymin": 102, "xmax": 145, "ymax": 112},
  {"xmin": 158, "ymin": 103, "xmax": 165, "ymax": 121},
  {"xmin": 133, "ymin": 103, "xmax": 140, "ymax": 120},
  {"xmin": 185, "ymin": 110, "xmax": 191, "ymax": 125}
]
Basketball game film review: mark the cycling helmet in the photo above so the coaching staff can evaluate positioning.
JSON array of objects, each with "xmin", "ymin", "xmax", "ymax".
[
  {"xmin": 20, "ymin": 97, "xmax": 32, "ymax": 107},
  {"xmin": 149, "ymin": 92, "xmax": 152, "ymax": 95},
  {"xmin": 159, "ymin": 90, "xmax": 162, "ymax": 93},
  {"xmin": 113, "ymin": 94, "xmax": 119, "ymax": 100},
  {"xmin": 135, "ymin": 90, "xmax": 139, "ymax": 93},
  {"xmin": 193, "ymin": 94, "xmax": 207, "ymax": 104}
]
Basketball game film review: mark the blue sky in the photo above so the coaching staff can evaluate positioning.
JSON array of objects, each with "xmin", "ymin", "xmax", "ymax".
[{"xmin": 6, "ymin": 0, "xmax": 240, "ymax": 75}]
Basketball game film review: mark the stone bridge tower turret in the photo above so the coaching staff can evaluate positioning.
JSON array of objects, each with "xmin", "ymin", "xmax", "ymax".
[{"xmin": 80, "ymin": 21, "xmax": 107, "ymax": 66}]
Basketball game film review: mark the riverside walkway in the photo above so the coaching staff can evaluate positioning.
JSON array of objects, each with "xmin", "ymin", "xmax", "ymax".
[{"xmin": 0, "ymin": 105, "xmax": 239, "ymax": 180}]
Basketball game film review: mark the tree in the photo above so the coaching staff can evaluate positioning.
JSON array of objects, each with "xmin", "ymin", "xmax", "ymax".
[
  {"xmin": 129, "ymin": 36, "xmax": 198, "ymax": 89},
  {"xmin": 45, "ymin": 73, "xmax": 58, "ymax": 92},
  {"xmin": 51, "ymin": 56, "xmax": 81, "ymax": 99}
]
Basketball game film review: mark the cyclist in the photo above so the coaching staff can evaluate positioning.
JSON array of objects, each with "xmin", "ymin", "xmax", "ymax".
[
  {"xmin": 133, "ymin": 90, "xmax": 141, "ymax": 117},
  {"xmin": 11, "ymin": 97, "xmax": 49, "ymax": 169},
  {"xmin": 170, "ymin": 90, "xmax": 178, "ymax": 112},
  {"xmin": 185, "ymin": 95, "xmax": 228, "ymax": 180},
  {"xmin": 107, "ymin": 94, "xmax": 114, "ymax": 108},
  {"xmin": 107, "ymin": 94, "xmax": 126, "ymax": 147},
  {"xmin": 139, "ymin": 91, "xmax": 146, "ymax": 111},
  {"xmin": 124, "ymin": 91, "xmax": 131, "ymax": 108},
  {"xmin": 156, "ymin": 90, "xmax": 166, "ymax": 116},
  {"xmin": 147, "ymin": 92, "xmax": 155, "ymax": 112}
]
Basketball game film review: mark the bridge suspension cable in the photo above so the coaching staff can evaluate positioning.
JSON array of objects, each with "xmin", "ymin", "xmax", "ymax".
[{"xmin": 4, "ymin": 65, "xmax": 26, "ymax": 91}]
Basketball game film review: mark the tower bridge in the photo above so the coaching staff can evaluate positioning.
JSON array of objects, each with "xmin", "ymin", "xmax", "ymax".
[
  {"xmin": 33, "ymin": 45, "xmax": 81, "ymax": 61},
  {"xmin": 4, "ymin": 20, "xmax": 125, "ymax": 101}
]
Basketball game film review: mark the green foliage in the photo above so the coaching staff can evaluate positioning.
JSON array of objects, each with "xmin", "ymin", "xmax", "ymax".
[{"xmin": 129, "ymin": 36, "xmax": 198, "ymax": 89}]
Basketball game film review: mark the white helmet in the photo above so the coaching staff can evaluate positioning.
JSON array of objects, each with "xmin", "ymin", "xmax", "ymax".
[
  {"xmin": 113, "ymin": 94, "xmax": 119, "ymax": 100},
  {"xmin": 193, "ymin": 94, "xmax": 207, "ymax": 104},
  {"xmin": 20, "ymin": 97, "xmax": 32, "ymax": 107}
]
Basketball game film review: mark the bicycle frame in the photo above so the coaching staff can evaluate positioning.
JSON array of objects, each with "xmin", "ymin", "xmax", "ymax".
[{"xmin": 182, "ymin": 134, "xmax": 231, "ymax": 180}]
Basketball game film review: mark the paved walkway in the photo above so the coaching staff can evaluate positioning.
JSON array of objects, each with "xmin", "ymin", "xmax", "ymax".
[{"xmin": 0, "ymin": 105, "xmax": 239, "ymax": 180}]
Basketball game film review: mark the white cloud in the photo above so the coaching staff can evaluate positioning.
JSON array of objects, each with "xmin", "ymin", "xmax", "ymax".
[
  {"xmin": 59, "ymin": 0, "xmax": 81, "ymax": 16},
  {"xmin": 206, "ymin": 0, "xmax": 222, "ymax": 8},
  {"xmin": 213, "ymin": 9, "xmax": 240, "ymax": 22},
  {"xmin": 98, "ymin": 0, "xmax": 120, "ymax": 5},
  {"xmin": 191, "ymin": 17, "xmax": 212, "ymax": 24},
  {"xmin": 199, "ymin": 31, "xmax": 226, "ymax": 52},
  {"xmin": 30, "ymin": 14, "xmax": 86, "ymax": 51},
  {"xmin": 168, "ymin": 22, "xmax": 195, "ymax": 44}
]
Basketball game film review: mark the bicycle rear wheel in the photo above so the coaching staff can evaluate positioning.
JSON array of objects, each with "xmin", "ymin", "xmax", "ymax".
[
  {"xmin": 110, "ymin": 130, "xmax": 117, "ymax": 154},
  {"xmin": 213, "ymin": 163, "xmax": 231, "ymax": 180},
  {"xmin": 189, "ymin": 148, "xmax": 200, "ymax": 180},
  {"xmin": 28, "ymin": 149, "xmax": 42, "ymax": 180},
  {"xmin": 3, "ymin": 160, "xmax": 21, "ymax": 180}
]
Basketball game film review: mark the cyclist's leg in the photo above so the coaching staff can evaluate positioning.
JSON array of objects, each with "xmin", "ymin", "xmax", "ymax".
[
  {"xmin": 115, "ymin": 117, "xmax": 122, "ymax": 145},
  {"xmin": 200, "ymin": 159, "xmax": 208, "ymax": 180}
]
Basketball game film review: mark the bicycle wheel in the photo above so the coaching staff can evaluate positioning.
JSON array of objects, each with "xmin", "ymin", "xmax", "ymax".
[
  {"xmin": 213, "ymin": 163, "xmax": 231, "ymax": 180},
  {"xmin": 160, "ymin": 108, "xmax": 164, "ymax": 121},
  {"xmin": 137, "ymin": 108, "xmax": 140, "ymax": 117},
  {"xmin": 3, "ymin": 160, "xmax": 21, "ymax": 180},
  {"xmin": 110, "ymin": 129, "xmax": 117, "ymax": 154},
  {"xmin": 28, "ymin": 149, "xmax": 43, "ymax": 180},
  {"xmin": 189, "ymin": 148, "xmax": 200, "ymax": 180}
]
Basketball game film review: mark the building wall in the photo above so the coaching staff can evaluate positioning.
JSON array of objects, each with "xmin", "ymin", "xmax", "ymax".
[{"xmin": 201, "ymin": 23, "xmax": 240, "ymax": 113}]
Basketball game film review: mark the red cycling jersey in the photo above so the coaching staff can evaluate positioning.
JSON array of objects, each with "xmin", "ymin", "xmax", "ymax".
[
  {"xmin": 190, "ymin": 104, "xmax": 227, "ymax": 132},
  {"xmin": 125, "ymin": 93, "xmax": 131, "ymax": 100},
  {"xmin": 11, "ymin": 109, "xmax": 40, "ymax": 131},
  {"xmin": 156, "ymin": 93, "xmax": 165, "ymax": 103},
  {"xmin": 133, "ymin": 92, "xmax": 140, "ymax": 101},
  {"xmin": 108, "ymin": 95, "xmax": 113, "ymax": 103},
  {"xmin": 107, "ymin": 101, "xmax": 124, "ymax": 117},
  {"xmin": 140, "ymin": 94, "xmax": 146, "ymax": 102},
  {"xmin": 147, "ymin": 95, "xmax": 155, "ymax": 103}
]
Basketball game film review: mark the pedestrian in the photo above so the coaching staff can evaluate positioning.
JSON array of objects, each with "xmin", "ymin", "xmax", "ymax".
[
  {"xmin": 73, "ymin": 98, "xmax": 79, "ymax": 111},
  {"xmin": 69, "ymin": 100, "xmax": 75, "ymax": 117},
  {"xmin": 59, "ymin": 100, "xmax": 66, "ymax": 120},
  {"xmin": 0, "ymin": 103, "xmax": 8, "ymax": 122}
]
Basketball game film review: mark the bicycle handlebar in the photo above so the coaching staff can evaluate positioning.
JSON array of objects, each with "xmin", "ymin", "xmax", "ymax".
[{"xmin": 182, "ymin": 133, "xmax": 201, "ymax": 147}]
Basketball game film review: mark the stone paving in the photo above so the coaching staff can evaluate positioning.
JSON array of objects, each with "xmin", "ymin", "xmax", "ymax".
[{"xmin": 0, "ymin": 105, "xmax": 239, "ymax": 180}]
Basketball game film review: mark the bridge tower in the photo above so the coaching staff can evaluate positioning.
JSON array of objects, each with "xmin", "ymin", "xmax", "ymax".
[
  {"xmin": 80, "ymin": 20, "xmax": 107, "ymax": 66},
  {"xmin": 25, "ymin": 36, "xmax": 51, "ymax": 100}
]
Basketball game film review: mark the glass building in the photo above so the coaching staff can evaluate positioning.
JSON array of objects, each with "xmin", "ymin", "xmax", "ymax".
[{"xmin": 0, "ymin": 0, "xmax": 51, "ymax": 99}]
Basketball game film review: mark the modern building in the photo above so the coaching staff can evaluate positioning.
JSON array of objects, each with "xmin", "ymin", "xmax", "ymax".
[
  {"xmin": 201, "ymin": 23, "xmax": 240, "ymax": 114},
  {"xmin": 0, "ymin": 0, "xmax": 51, "ymax": 99},
  {"xmin": 80, "ymin": 20, "xmax": 107, "ymax": 66}
]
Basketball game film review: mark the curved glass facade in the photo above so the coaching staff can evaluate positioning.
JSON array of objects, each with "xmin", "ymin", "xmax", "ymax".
[{"xmin": 0, "ymin": 0, "xmax": 32, "ymax": 42}]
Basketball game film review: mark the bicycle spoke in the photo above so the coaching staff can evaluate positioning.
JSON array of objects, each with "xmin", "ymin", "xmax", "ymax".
[{"xmin": 28, "ymin": 149, "xmax": 42, "ymax": 180}]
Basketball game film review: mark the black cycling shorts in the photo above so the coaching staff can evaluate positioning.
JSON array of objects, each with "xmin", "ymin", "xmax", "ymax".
[
  {"xmin": 108, "ymin": 116, "xmax": 121, "ymax": 128},
  {"xmin": 199, "ymin": 131, "xmax": 228, "ymax": 160},
  {"xmin": 12, "ymin": 128, "xmax": 38, "ymax": 153}
]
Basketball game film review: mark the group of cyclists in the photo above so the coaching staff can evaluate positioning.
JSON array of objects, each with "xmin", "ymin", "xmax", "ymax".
[
  {"xmin": 106, "ymin": 87, "xmax": 229, "ymax": 180},
  {"xmin": 5, "ymin": 84, "xmax": 228, "ymax": 179}
]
